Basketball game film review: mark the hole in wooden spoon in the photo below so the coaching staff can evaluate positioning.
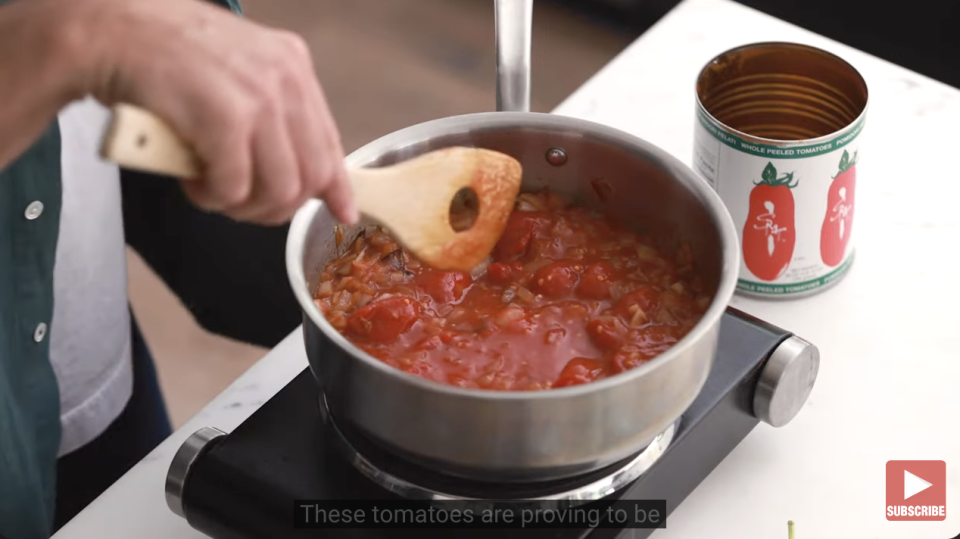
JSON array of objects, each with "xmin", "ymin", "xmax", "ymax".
[{"xmin": 449, "ymin": 187, "xmax": 479, "ymax": 232}]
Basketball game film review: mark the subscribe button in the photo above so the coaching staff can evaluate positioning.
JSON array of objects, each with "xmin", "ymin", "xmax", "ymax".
[{"xmin": 886, "ymin": 460, "xmax": 946, "ymax": 521}]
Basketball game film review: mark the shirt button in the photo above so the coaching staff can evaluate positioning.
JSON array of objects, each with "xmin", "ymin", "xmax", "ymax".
[
  {"xmin": 34, "ymin": 322, "xmax": 47, "ymax": 343},
  {"xmin": 24, "ymin": 201, "xmax": 44, "ymax": 220}
]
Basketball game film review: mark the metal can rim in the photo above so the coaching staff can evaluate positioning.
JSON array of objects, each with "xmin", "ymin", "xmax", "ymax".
[{"xmin": 694, "ymin": 41, "xmax": 869, "ymax": 148}]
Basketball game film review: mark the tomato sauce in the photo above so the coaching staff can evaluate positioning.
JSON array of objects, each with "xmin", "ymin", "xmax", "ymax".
[{"xmin": 314, "ymin": 190, "xmax": 711, "ymax": 391}]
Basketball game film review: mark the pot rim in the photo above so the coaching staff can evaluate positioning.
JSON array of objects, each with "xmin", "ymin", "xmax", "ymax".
[{"xmin": 286, "ymin": 111, "xmax": 740, "ymax": 402}]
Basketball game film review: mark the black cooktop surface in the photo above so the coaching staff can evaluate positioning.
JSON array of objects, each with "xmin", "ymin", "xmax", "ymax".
[{"xmin": 172, "ymin": 308, "xmax": 796, "ymax": 538}]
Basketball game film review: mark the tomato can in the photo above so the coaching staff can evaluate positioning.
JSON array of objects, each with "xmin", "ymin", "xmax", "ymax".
[{"xmin": 693, "ymin": 42, "xmax": 868, "ymax": 299}]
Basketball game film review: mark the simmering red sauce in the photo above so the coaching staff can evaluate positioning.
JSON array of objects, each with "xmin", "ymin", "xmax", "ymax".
[{"xmin": 314, "ymin": 191, "xmax": 711, "ymax": 391}]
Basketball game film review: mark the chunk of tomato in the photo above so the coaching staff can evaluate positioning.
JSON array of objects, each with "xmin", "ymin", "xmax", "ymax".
[
  {"xmin": 413, "ymin": 335, "xmax": 443, "ymax": 351},
  {"xmin": 554, "ymin": 357, "xmax": 609, "ymax": 388},
  {"xmin": 493, "ymin": 213, "xmax": 551, "ymax": 260},
  {"xmin": 586, "ymin": 317, "xmax": 627, "ymax": 350},
  {"xmin": 532, "ymin": 262, "xmax": 581, "ymax": 297},
  {"xmin": 576, "ymin": 261, "xmax": 615, "ymax": 299},
  {"xmin": 638, "ymin": 325, "xmax": 681, "ymax": 347},
  {"xmin": 416, "ymin": 270, "xmax": 472, "ymax": 303},
  {"xmin": 611, "ymin": 346, "xmax": 654, "ymax": 374},
  {"xmin": 346, "ymin": 296, "xmax": 420, "ymax": 343},
  {"xmin": 613, "ymin": 284, "xmax": 661, "ymax": 319},
  {"xmin": 486, "ymin": 261, "xmax": 523, "ymax": 284}
]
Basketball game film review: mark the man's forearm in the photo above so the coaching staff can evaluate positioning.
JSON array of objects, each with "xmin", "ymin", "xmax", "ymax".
[{"xmin": 0, "ymin": 0, "xmax": 91, "ymax": 170}]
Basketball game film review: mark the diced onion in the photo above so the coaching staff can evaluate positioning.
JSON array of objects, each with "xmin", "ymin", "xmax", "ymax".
[
  {"xmin": 369, "ymin": 231, "xmax": 393, "ymax": 248},
  {"xmin": 654, "ymin": 309, "xmax": 676, "ymax": 324},
  {"xmin": 523, "ymin": 259, "xmax": 552, "ymax": 274},
  {"xmin": 327, "ymin": 311, "xmax": 347, "ymax": 330},
  {"xmin": 636, "ymin": 244, "xmax": 659, "ymax": 261},
  {"xmin": 351, "ymin": 235, "xmax": 366, "ymax": 252},
  {"xmin": 496, "ymin": 305, "xmax": 525, "ymax": 324},
  {"xmin": 515, "ymin": 286, "xmax": 535, "ymax": 304},
  {"xmin": 628, "ymin": 305, "xmax": 648, "ymax": 326},
  {"xmin": 335, "ymin": 276, "xmax": 355, "ymax": 292},
  {"xmin": 381, "ymin": 249, "xmax": 406, "ymax": 272},
  {"xmin": 316, "ymin": 281, "xmax": 333, "ymax": 298},
  {"xmin": 517, "ymin": 193, "xmax": 547, "ymax": 211},
  {"xmin": 516, "ymin": 199, "xmax": 539, "ymax": 211},
  {"xmin": 470, "ymin": 257, "xmax": 492, "ymax": 280}
]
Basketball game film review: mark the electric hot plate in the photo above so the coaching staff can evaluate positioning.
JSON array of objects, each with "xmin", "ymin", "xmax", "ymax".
[{"xmin": 164, "ymin": 307, "xmax": 818, "ymax": 538}]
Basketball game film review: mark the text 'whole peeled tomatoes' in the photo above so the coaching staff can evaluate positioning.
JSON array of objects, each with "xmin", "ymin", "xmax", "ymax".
[
  {"xmin": 821, "ymin": 150, "xmax": 857, "ymax": 267},
  {"xmin": 742, "ymin": 163, "xmax": 797, "ymax": 282},
  {"xmin": 313, "ymin": 190, "xmax": 712, "ymax": 391}
]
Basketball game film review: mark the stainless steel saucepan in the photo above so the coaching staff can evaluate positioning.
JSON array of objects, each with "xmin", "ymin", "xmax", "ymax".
[{"xmin": 285, "ymin": 0, "xmax": 739, "ymax": 483}]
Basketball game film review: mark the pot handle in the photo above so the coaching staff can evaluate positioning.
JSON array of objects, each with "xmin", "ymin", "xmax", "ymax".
[{"xmin": 494, "ymin": 0, "xmax": 533, "ymax": 113}]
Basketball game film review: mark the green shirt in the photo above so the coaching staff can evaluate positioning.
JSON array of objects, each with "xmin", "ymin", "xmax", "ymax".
[{"xmin": 0, "ymin": 2, "xmax": 240, "ymax": 538}]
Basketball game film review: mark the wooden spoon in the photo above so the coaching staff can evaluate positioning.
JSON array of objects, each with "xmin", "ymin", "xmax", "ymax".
[{"xmin": 99, "ymin": 104, "xmax": 523, "ymax": 272}]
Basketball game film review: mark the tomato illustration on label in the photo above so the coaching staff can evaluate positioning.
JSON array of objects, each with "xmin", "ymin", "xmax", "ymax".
[
  {"xmin": 820, "ymin": 149, "xmax": 857, "ymax": 267},
  {"xmin": 742, "ymin": 162, "xmax": 798, "ymax": 282}
]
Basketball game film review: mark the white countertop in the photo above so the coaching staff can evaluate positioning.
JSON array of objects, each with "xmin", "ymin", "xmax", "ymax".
[{"xmin": 54, "ymin": 0, "xmax": 960, "ymax": 537}]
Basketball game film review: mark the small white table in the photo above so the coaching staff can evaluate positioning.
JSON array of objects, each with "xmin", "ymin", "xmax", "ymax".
[{"xmin": 55, "ymin": 0, "xmax": 960, "ymax": 537}]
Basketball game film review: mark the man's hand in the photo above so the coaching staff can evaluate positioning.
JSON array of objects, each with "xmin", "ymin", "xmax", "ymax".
[{"xmin": 4, "ymin": 0, "xmax": 358, "ymax": 225}]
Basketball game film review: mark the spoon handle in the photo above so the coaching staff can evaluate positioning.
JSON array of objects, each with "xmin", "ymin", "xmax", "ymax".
[
  {"xmin": 494, "ymin": 0, "xmax": 533, "ymax": 113},
  {"xmin": 99, "ymin": 103, "xmax": 464, "ymax": 213},
  {"xmin": 99, "ymin": 104, "xmax": 201, "ymax": 179},
  {"xmin": 99, "ymin": 104, "xmax": 386, "ymax": 219},
  {"xmin": 98, "ymin": 103, "xmax": 523, "ymax": 273}
]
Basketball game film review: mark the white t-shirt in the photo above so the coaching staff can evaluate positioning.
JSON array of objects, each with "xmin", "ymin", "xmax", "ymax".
[{"xmin": 50, "ymin": 97, "xmax": 134, "ymax": 457}]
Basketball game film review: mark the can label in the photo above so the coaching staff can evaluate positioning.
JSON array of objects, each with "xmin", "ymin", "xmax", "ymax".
[{"xmin": 693, "ymin": 109, "xmax": 864, "ymax": 297}]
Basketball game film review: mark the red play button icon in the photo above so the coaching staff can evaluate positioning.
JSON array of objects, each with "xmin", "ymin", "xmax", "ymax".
[{"xmin": 886, "ymin": 460, "xmax": 946, "ymax": 521}]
